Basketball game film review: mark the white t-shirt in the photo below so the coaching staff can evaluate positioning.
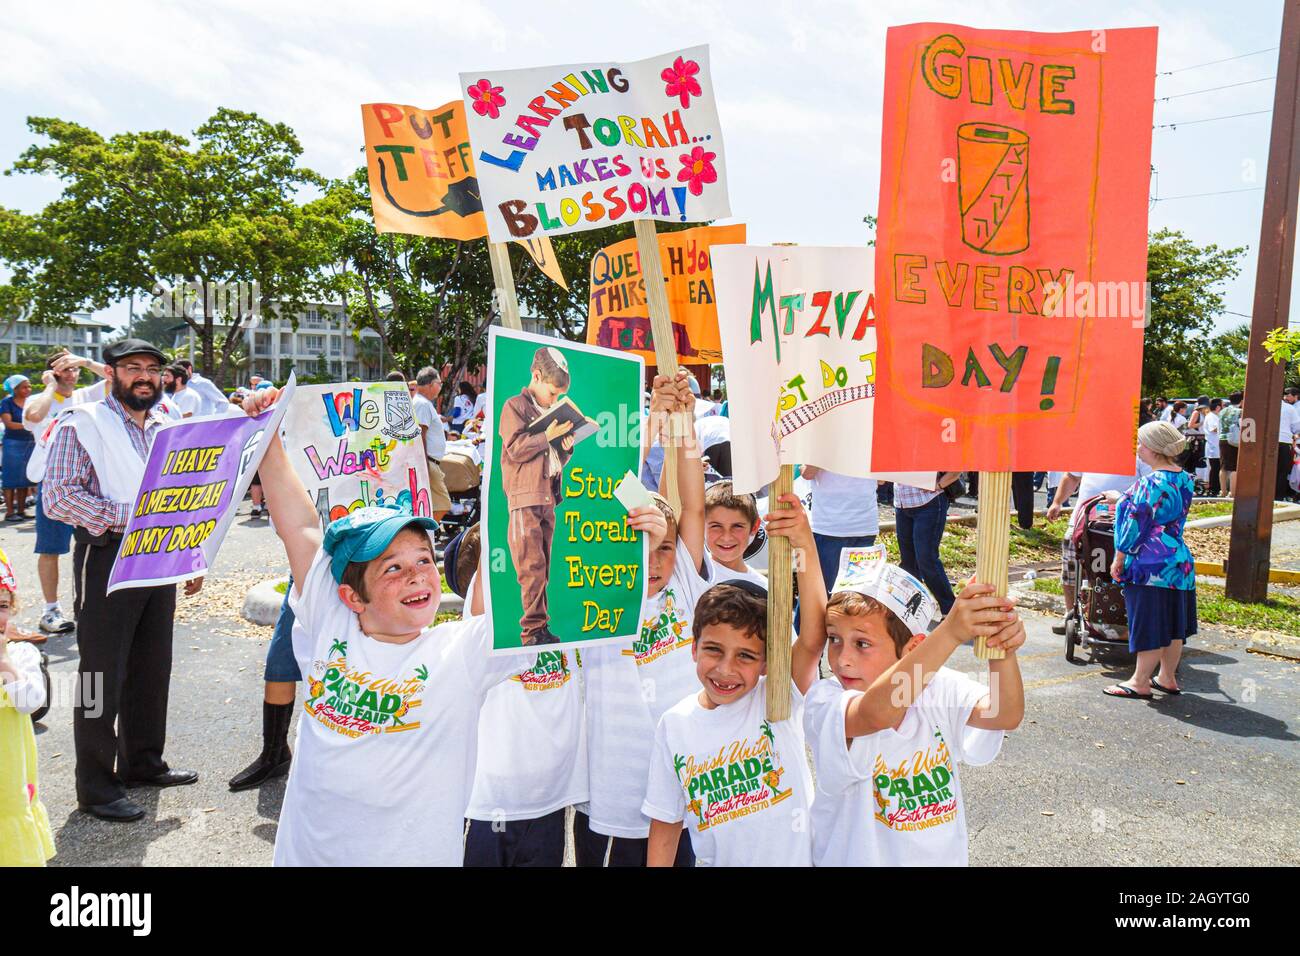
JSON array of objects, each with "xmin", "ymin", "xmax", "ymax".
[
  {"xmin": 804, "ymin": 669, "xmax": 1002, "ymax": 867},
  {"xmin": 1280, "ymin": 401, "xmax": 1300, "ymax": 444},
  {"xmin": 705, "ymin": 553, "xmax": 766, "ymax": 588},
  {"xmin": 187, "ymin": 372, "xmax": 229, "ymax": 415},
  {"xmin": 466, "ymin": 648, "xmax": 588, "ymax": 822},
  {"xmin": 1203, "ymin": 411, "xmax": 1220, "ymax": 458},
  {"xmin": 412, "ymin": 393, "xmax": 447, "ymax": 460},
  {"xmin": 643, "ymin": 677, "xmax": 813, "ymax": 866},
  {"xmin": 24, "ymin": 380, "xmax": 108, "ymax": 483},
  {"xmin": 1160, "ymin": 406, "xmax": 1173, "ymax": 422},
  {"xmin": 1072, "ymin": 459, "xmax": 1152, "ymax": 506},
  {"xmin": 581, "ymin": 538, "xmax": 713, "ymax": 838},
  {"xmin": 276, "ymin": 542, "xmax": 518, "ymax": 867},
  {"xmin": 169, "ymin": 386, "xmax": 202, "ymax": 418},
  {"xmin": 808, "ymin": 470, "xmax": 879, "ymax": 537}
]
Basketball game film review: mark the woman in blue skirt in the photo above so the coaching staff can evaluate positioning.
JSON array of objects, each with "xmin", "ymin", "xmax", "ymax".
[
  {"xmin": 1104, "ymin": 420, "xmax": 1196, "ymax": 700},
  {"xmin": 1, "ymin": 375, "xmax": 36, "ymax": 522}
]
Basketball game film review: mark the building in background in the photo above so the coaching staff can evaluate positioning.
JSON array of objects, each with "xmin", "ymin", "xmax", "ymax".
[{"xmin": 1, "ymin": 312, "xmax": 112, "ymax": 363}]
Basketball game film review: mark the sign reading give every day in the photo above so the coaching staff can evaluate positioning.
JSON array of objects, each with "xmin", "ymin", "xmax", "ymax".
[
  {"xmin": 872, "ymin": 23, "xmax": 1157, "ymax": 473},
  {"xmin": 361, "ymin": 100, "xmax": 568, "ymax": 288},
  {"xmin": 586, "ymin": 223, "xmax": 744, "ymax": 366},
  {"xmin": 459, "ymin": 45, "xmax": 731, "ymax": 243},
  {"xmin": 711, "ymin": 245, "xmax": 935, "ymax": 496},
  {"xmin": 108, "ymin": 380, "xmax": 295, "ymax": 593}
]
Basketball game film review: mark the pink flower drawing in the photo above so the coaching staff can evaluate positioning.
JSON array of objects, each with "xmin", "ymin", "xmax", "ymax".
[
  {"xmin": 661, "ymin": 56, "xmax": 703, "ymax": 109},
  {"xmin": 678, "ymin": 146, "xmax": 718, "ymax": 196},
  {"xmin": 467, "ymin": 79, "xmax": 506, "ymax": 119}
]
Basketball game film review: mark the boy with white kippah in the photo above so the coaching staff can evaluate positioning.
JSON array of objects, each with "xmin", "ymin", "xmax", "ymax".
[{"xmin": 803, "ymin": 547, "xmax": 1026, "ymax": 866}]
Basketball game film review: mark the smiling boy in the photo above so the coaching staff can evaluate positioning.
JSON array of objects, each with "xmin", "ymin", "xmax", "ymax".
[
  {"xmin": 642, "ymin": 494, "xmax": 827, "ymax": 866},
  {"xmin": 245, "ymin": 386, "xmax": 528, "ymax": 867},
  {"xmin": 803, "ymin": 556, "xmax": 1026, "ymax": 867},
  {"xmin": 703, "ymin": 480, "xmax": 765, "ymax": 587}
]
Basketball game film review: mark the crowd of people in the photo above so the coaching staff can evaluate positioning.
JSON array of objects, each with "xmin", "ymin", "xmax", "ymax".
[{"xmin": 0, "ymin": 340, "xmax": 1293, "ymax": 867}]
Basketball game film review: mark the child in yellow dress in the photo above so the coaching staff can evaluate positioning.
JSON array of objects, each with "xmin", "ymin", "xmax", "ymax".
[{"xmin": 0, "ymin": 547, "xmax": 55, "ymax": 866}]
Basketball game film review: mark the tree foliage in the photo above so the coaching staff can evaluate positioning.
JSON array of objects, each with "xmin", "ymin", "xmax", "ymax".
[{"xmin": 0, "ymin": 109, "xmax": 340, "ymax": 386}]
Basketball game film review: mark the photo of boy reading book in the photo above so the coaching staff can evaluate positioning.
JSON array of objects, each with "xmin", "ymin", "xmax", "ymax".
[
  {"xmin": 498, "ymin": 346, "xmax": 579, "ymax": 647},
  {"xmin": 525, "ymin": 396, "xmax": 598, "ymax": 449}
]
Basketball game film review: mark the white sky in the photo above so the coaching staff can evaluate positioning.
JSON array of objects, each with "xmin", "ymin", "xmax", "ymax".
[{"xmin": 0, "ymin": 0, "xmax": 1286, "ymax": 333}]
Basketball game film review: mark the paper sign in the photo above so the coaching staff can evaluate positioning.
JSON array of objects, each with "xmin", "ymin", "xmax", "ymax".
[
  {"xmin": 107, "ymin": 378, "xmax": 296, "ymax": 592},
  {"xmin": 280, "ymin": 381, "xmax": 432, "ymax": 526},
  {"xmin": 612, "ymin": 469, "xmax": 655, "ymax": 513},
  {"xmin": 872, "ymin": 23, "xmax": 1157, "ymax": 472},
  {"xmin": 587, "ymin": 223, "xmax": 744, "ymax": 365},
  {"xmin": 482, "ymin": 327, "xmax": 645, "ymax": 655},
  {"xmin": 362, "ymin": 100, "xmax": 567, "ymax": 288},
  {"xmin": 459, "ymin": 46, "xmax": 731, "ymax": 242},
  {"xmin": 711, "ymin": 244, "xmax": 936, "ymax": 495}
]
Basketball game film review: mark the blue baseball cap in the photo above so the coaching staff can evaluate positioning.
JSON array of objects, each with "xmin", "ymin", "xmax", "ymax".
[{"xmin": 321, "ymin": 504, "xmax": 438, "ymax": 584}]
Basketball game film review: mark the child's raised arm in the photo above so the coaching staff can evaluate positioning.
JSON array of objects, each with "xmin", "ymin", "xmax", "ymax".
[
  {"xmin": 764, "ymin": 492, "xmax": 825, "ymax": 694},
  {"xmin": 657, "ymin": 372, "xmax": 705, "ymax": 574},
  {"xmin": 967, "ymin": 617, "xmax": 1026, "ymax": 731},
  {"xmin": 243, "ymin": 388, "xmax": 320, "ymax": 592},
  {"xmin": 843, "ymin": 582, "xmax": 1013, "ymax": 737}
]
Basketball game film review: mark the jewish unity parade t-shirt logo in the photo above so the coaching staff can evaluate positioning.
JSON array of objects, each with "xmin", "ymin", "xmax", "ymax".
[
  {"xmin": 305, "ymin": 640, "xmax": 426, "ymax": 737},
  {"xmin": 623, "ymin": 587, "xmax": 692, "ymax": 665},
  {"xmin": 675, "ymin": 721, "xmax": 790, "ymax": 831},
  {"xmin": 510, "ymin": 651, "xmax": 573, "ymax": 691},
  {"xmin": 872, "ymin": 726, "xmax": 959, "ymax": 831}
]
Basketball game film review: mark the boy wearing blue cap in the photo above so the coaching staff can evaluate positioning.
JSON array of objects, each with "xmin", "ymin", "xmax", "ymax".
[
  {"xmin": 802, "ymin": 549, "xmax": 1026, "ymax": 867},
  {"xmin": 244, "ymin": 387, "xmax": 539, "ymax": 866}
]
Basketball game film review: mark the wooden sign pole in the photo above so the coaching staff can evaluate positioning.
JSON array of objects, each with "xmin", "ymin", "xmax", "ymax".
[
  {"xmin": 487, "ymin": 241, "xmax": 524, "ymax": 332},
  {"xmin": 765, "ymin": 464, "xmax": 795, "ymax": 720},
  {"xmin": 973, "ymin": 470, "xmax": 1010, "ymax": 660},
  {"xmin": 633, "ymin": 219, "xmax": 683, "ymax": 514}
]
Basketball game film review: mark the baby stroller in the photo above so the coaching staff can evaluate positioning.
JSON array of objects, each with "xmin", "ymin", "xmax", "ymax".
[
  {"xmin": 436, "ymin": 451, "xmax": 482, "ymax": 542},
  {"xmin": 1177, "ymin": 432, "xmax": 1209, "ymax": 497},
  {"xmin": 1063, "ymin": 495, "xmax": 1131, "ymax": 663}
]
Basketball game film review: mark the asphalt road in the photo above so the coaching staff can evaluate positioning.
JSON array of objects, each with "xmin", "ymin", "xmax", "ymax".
[{"xmin": 2, "ymin": 507, "xmax": 1297, "ymax": 866}]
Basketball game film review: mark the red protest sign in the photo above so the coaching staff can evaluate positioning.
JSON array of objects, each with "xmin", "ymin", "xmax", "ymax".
[{"xmin": 872, "ymin": 24, "xmax": 1157, "ymax": 473}]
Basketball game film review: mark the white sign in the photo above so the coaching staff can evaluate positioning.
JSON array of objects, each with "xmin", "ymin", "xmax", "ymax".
[
  {"xmin": 712, "ymin": 245, "xmax": 935, "ymax": 494},
  {"xmin": 460, "ymin": 45, "xmax": 731, "ymax": 242}
]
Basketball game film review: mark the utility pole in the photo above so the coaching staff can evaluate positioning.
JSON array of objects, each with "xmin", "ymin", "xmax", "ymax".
[{"xmin": 1226, "ymin": 1, "xmax": 1300, "ymax": 602}]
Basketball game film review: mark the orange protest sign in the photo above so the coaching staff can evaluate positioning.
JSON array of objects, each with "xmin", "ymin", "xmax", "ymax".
[
  {"xmin": 872, "ymin": 24, "xmax": 1156, "ymax": 474},
  {"xmin": 362, "ymin": 101, "xmax": 568, "ymax": 290},
  {"xmin": 586, "ymin": 223, "xmax": 745, "ymax": 365}
]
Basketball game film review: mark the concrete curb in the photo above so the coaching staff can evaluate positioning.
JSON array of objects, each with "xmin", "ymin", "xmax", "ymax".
[{"xmin": 241, "ymin": 577, "xmax": 466, "ymax": 626}]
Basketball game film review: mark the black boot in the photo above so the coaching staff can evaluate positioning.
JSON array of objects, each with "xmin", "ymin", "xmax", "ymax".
[{"xmin": 228, "ymin": 701, "xmax": 294, "ymax": 791}]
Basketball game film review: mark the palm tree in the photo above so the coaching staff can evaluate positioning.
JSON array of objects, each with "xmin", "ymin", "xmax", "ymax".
[
  {"xmin": 672, "ymin": 753, "xmax": 687, "ymax": 782},
  {"xmin": 328, "ymin": 639, "xmax": 348, "ymax": 659}
]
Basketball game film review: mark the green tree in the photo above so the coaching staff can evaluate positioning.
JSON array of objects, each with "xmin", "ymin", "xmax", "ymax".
[
  {"xmin": 0, "ymin": 109, "xmax": 341, "ymax": 387},
  {"xmin": 1143, "ymin": 229, "xmax": 1245, "ymax": 397}
]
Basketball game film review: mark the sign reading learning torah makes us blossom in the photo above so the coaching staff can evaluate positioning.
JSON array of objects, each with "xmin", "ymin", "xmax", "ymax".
[
  {"xmin": 872, "ymin": 24, "xmax": 1157, "ymax": 474},
  {"xmin": 712, "ymin": 245, "xmax": 935, "ymax": 496},
  {"xmin": 459, "ymin": 46, "xmax": 731, "ymax": 243}
]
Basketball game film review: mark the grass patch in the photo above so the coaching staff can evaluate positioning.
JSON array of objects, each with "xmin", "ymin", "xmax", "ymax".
[
  {"xmin": 1195, "ymin": 583, "xmax": 1300, "ymax": 635},
  {"xmin": 434, "ymin": 610, "xmax": 461, "ymax": 625},
  {"xmin": 880, "ymin": 514, "xmax": 1069, "ymax": 578},
  {"xmin": 1032, "ymin": 576, "xmax": 1064, "ymax": 595},
  {"xmin": 274, "ymin": 580, "xmax": 288, "ymax": 595},
  {"xmin": 1189, "ymin": 501, "xmax": 1234, "ymax": 520}
]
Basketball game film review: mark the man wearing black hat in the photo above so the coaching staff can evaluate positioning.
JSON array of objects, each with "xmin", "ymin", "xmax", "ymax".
[{"xmin": 43, "ymin": 338, "xmax": 202, "ymax": 822}]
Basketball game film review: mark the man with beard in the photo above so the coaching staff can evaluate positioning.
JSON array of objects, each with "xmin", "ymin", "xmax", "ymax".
[
  {"xmin": 43, "ymin": 339, "xmax": 203, "ymax": 822},
  {"xmin": 162, "ymin": 364, "xmax": 201, "ymax": 418}
]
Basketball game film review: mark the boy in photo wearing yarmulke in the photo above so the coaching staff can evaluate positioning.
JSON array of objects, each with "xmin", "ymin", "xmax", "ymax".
[
  {"xmin": 498, "ymin": 346, "xmax": 578, "ymax": 647},
  {"xmin": 803, "ymin": 552, "xmax": 1026, "ymax": 866},
  {"xmin": 642, "ymin": 493, "xmax": 827, "ymax": 866}
]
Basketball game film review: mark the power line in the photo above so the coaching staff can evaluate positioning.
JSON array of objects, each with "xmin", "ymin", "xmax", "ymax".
[
  {"xmin": 1154, "ymin": 108, "xmax": 1272, "ymax": 130},
  {"xmin": 1157, "ymin": 76, "xmax": 1276, "ymax": 101},
  {"xmin": 1150, "ymin": 186, "xmax": 1264, "ymax": 202},
  {"xmin": 1158, "ymin": 46, "xmax": 1277, "ymax": 76}
]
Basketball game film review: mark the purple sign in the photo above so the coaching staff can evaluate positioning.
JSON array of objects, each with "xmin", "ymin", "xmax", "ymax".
[{"xmin": 107, "ymin": 380, "xmax": 295, "ymax": 592}]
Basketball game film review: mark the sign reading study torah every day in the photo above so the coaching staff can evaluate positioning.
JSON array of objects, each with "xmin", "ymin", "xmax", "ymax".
[
  {"xmin": 459, "ymin": 46, "xmax": 731, "ymax": 243},
  {"xmin": 872, "ymin": 23, "xmax": 1156, "ymax": 474},
  {"xmin": 481, "ymin": 327, "xmax": 645, "ymax": 656},
  {"xmin": 107, "ymin": 379, "xmax": 296, "ymax": 593}
]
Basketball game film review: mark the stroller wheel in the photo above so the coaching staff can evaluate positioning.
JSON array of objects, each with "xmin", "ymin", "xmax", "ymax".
[{"xmin": 1064, "ymin": 616, "xmax": 1080, "ymax": 663}]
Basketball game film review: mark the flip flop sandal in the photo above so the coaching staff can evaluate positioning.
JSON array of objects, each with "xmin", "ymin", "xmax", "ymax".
[
  {"xmin": 1103, "ymin": 685, "xmax": 1153, "ymax": 700},
  {"xmin": 1150, "ymin": 679, "xmax": 1181, "ymax": 695}
]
